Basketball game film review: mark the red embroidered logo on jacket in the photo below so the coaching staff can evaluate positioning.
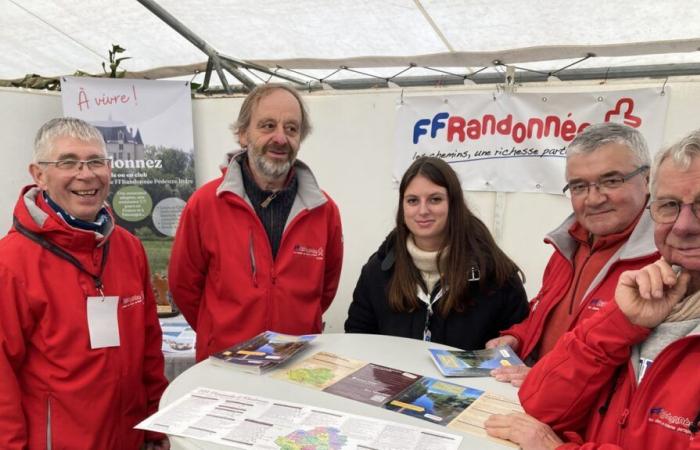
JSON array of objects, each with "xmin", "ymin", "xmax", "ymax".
[
  {"xmin": 293, "ymin": 245, "xmax": 325, "ymax": 260},
  {"xmin": 648, "ymin": 407, "xmax": 693, "ymax": 435},
  {"xmin": 121, "ymin": 293, "xmax": 145, "ymax": 309},
  {"xmin": 586, "ymin": 298, "xmax": 607, "ymax": 311}
]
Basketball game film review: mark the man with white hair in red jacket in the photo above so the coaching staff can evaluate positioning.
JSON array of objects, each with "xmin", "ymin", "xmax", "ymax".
[{"xmin": 485, "ymin": 129, "xmax": 700, "ymax": 450}]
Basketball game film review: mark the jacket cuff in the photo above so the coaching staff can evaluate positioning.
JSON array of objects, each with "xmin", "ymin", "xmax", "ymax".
[{"xmin": 579, "ymin": 301, "xmax": 651, "ymax": 351}]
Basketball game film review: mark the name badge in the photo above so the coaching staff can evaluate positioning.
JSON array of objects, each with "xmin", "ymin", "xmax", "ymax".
[{"xmin": 87, "ymin": 296, "xmax": 120, "ymax": 349}]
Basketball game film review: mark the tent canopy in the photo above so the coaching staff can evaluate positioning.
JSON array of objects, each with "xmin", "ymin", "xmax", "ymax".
[{"xmin": 3, "ymin": 0, "xmax": 700, "ymax": 90}]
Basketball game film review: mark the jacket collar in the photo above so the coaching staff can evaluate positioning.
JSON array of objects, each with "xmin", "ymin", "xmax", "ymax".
[
  {"xmin": 216, "ymin": 150, "xmax": 327, "ymax": 212},
  {"xmin": 15, "ymin": 185, "xmax": 114, "ymax": 249},
  {"xmin": 546, "ymin": 207, "xmax": 657, "ymax": 263},
  {"xmin": 546, "ymin": 208, "xmax": 658, "ymax": 301}
]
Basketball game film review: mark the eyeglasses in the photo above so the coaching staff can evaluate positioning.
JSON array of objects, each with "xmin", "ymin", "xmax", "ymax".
[
  {"xmin": 648, "ymin": 199, "xmax": 700, "ymax": 224},
  {"xmin": 563, "ymin": 165, "xmax": 649, "ymax": 196},
  {"xmin": 38, "ymin": 158, "xmax": 112, "ymax": 171}
]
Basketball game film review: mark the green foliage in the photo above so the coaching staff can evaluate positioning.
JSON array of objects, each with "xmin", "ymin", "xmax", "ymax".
[
  {"xmin": 143, "ymin": 145, "xmax": 196, "ymax": 203},
  {"xmin": 134, "ymin": 226, "xmax": 158, "ymax": 240},
  {"xmin": 102, "ymin": 44, "xmax": 131, "ymax": 78},
  {"xmin": 142, "ymin": 239, "xmax": 172, "ymax": 275},
  {"xmin": 0, "ymin": 74, "xmax": 60, "ymax": 90}
]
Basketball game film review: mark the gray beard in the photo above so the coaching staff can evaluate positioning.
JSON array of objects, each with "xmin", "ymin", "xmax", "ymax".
[{"xmin": 253, "ymin": 152, "xmax": 292, "ymax": 179}]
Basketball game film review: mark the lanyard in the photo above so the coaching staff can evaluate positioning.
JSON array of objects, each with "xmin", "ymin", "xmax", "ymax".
[
  {"xmin": 13, "ymin": 216, "xmax": 109, "ymax": 295},
  {"xmin": 421, "ymin": 286, "xmax": 443, "ymax": 342}
]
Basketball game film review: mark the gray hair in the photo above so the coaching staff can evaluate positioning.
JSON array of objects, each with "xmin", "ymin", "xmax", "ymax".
[
  {"xmin": 230, "ymin": 83, "xmax": 312, "ymax": 143},
  {"xmin": 567, "ymin": 122, "xmax": 650, "ymax": 167},
  {"xmin": 34, "ymin": 117, "xmax": 106, "ymax": 162},
  {"xmin": 650, "ymin": 128, "xmax": 700, "ymax": 197}
]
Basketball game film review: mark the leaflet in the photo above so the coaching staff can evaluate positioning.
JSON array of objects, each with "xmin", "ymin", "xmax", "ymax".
[
  {"xmin": 137, "ymin": 387, "xmax": 463, "ymax": 450},
  {"xmin": 385, "ymin": 377, "xmax": 484, "ymax": 424},
  {"xmin": 428, "ymin": 345, "xmax": 524, "ymax": 377},
  {"xmin": 160, "ymin": 320, "xmax": 196, "ymax": 353},
  {"xmin": 272, "ymin": 351, "xmax": 368, "ymax": 389},
  {"xmin": 323, "ymin": 363, "xmax": 421, "ymax": 406},
  {"xmin": 447, "ymin": 392, "xmax": 523, "ymax": 448}
]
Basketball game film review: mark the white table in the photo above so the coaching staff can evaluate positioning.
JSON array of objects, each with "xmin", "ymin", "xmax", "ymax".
[{"xmin": 161, "ymin": 333, "xmax": 520, "ymax": 450}]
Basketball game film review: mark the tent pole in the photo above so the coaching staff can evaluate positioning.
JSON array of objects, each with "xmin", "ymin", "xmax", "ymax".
[{"xmin": 136, "ymin": 0, "xmax": 306, "ymax": 91}]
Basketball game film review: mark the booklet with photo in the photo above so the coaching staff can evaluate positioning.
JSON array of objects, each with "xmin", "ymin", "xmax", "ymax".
[
  {"xmin": 160, "ymin": 320, "xmax": 196, "ymax": 354},
  {"xmin": 323, "ymin": 363, "xmax": 421, "ymax": 406},
  {"xmin": 447, "ymin": 391, "xmax": 523, "ymax": 448},
  {"xmin": 385, "ymin": 377, "xmax": 484, "ymax": 425},
  {"xmin": 209, "ymin": 331, "xmax": 315, "ymax": 374},
  {"xmin": 272, "ymin": 351, "xmax": 368, "ymax": 390},
  {"xmin": 428, "ymin": 345, "xmax": 524, "ymax": 377}
]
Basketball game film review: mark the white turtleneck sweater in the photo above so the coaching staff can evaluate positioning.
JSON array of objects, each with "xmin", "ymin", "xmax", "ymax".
[{"xmin": 406, "ymin": 236, "xmax": 442, "ymax": 296}]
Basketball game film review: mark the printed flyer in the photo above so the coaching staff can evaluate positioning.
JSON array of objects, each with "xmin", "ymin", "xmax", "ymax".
[{"xmin": 137, "ymin": 387, "xmax": 463, "ymax": 449}]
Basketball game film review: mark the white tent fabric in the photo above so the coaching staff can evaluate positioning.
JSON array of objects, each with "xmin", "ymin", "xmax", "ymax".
[{"xmin": 2, "ymin": 0, "xmax": 700, "ymax": 83}]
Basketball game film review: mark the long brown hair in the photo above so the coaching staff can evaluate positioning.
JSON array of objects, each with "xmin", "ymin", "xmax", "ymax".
[{"xmin": 388, "ymin": 157, "xmax": 522, "ymax": 316}]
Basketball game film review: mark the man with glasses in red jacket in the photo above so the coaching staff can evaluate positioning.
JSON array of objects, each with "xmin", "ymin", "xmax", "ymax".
[
  {"xmin": 0, "ymin": 118, "xmax": 168, "ymax": 450},
  {"xmin": 488, "ymin": 123, "xmax": 658, "ymax": 387}
]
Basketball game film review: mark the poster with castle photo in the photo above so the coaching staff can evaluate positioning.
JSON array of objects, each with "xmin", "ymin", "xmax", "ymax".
[{"xmin": 61, "ymin": 76, "xmax": 194, "ymax": 316}]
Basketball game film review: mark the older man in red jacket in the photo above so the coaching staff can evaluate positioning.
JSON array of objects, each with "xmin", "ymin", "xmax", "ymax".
[
  {"xmin": 487, "ymin": 123, "xmax": 658, "ymax": 387},
  {"xmin": 0, "ymin": 118, "xmax": 168, "ymax": 449},
  {"xmin": 485, "ymin": 129, "xmax": 700, "ymax": 450},
  {"xmin": 169, "ymin": 83, "xmax": 343, "ymax": 361}
]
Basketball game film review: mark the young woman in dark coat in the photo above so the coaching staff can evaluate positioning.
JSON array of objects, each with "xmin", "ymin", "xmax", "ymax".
[{"xmin": 344, "ymin": 157, "xmax": 528, "ymax": 350}]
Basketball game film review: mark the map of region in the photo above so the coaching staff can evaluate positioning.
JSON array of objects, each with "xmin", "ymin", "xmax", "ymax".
[
  {"xmin": 275, "ymin": 426, "xmax": 348, "ymax": 450},
  {"xmin": 286, "ymin": 367, "xmax": 336, "ymax": 388}
]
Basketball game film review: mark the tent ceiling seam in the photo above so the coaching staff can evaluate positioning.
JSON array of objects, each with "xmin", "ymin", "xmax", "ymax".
[{"xmin": 9, "ymin": 0, "xmax": 105, "ymax": 62}]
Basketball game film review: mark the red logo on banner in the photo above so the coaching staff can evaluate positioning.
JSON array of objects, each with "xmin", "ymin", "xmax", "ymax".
[{"xmin": 605, "ymin": 98, "xmax": 642, "ymax": 128}]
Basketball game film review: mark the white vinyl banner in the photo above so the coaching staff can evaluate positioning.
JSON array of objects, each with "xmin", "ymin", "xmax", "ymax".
[
  {"xmin": 61, "ymin": 76, "xmax": 194, "ymax": 315},
  {"xmin": 394, "ymin": 88, "xmax": 669, "ymax": 194}
]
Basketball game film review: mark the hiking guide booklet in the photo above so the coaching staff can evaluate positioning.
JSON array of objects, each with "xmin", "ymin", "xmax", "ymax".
[
  {"xmin": 428, "ymin": 345, "xmax": 524, "ymax": 377},
  {"xmin": 209, "ymin": 331, "xmax": 315, "ymax": 374}
]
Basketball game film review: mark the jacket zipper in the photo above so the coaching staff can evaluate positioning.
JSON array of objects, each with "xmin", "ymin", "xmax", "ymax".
[
  {"xmin": 614, "ymin": 359, "xmax": 638, "ymax": 446},
  {"xmin": 618, "ymin": 408, "xmax": 630, "ymax": 427},
  {"xmin": 46, "ymin": 395, "xmax": 52, "ymax": 450},
  {"xmin": 568, "ymin": 250, "xmax": 593, "ymax": 314},
  {"xmin": 248, "ymin": 229, "xmax": 258, "ymax": 287}
]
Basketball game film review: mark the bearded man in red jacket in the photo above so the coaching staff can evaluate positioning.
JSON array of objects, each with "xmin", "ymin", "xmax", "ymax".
[
  {"xmin": 0, "ymin": 117, "xmax": 169, "ymax": 449},
  {"xmin": 485, "ymin": 129, "xmax": 700, "ymax": 450},
  {"xmin": 169, "ymin": 83, "xmax": 343, "ymax": 361}
]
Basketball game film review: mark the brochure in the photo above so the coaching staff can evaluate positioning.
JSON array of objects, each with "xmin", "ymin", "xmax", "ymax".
[
  {"xmin": 160, "ymin": 320, "xmax": 196, "ymax": 353},
  {"xmin": 323, "ymin": 363, "xmax": 421, "ymax": 406},
  {"xmin": 209, "ymin": 331, "xmax": 315, "ymax": 374},
  {"xmin": 447, "ymin": 392, "xmax": 523, "ymax": 448},
  {"xmin": 136, "ymin": 387, "xmax": 463, "ymax": 449},
  {"xmin": 428, "ymin": 345, "xmax": 524, "ymax": 377},
  {"xmin": 385, "ymin": 377, "xmax": 484, "ymax": 424},
  {"xmin": 273, "ymin": 351, "xmax": 368, "ymax": 390}
]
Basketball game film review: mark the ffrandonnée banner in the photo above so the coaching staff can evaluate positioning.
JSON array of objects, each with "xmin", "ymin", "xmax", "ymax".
[{"xmin": 394, "ymin": 88, "xmax": 669, "ymax": 194}]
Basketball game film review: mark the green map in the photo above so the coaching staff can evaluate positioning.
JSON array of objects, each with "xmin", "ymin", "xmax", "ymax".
[
  {"xmin": 275, "ymin": 426, "xmax": 348, "ymax": 450},
  {"xmin": 286, "ymin": 367, "xmax": 335, "ymax": 388}
]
